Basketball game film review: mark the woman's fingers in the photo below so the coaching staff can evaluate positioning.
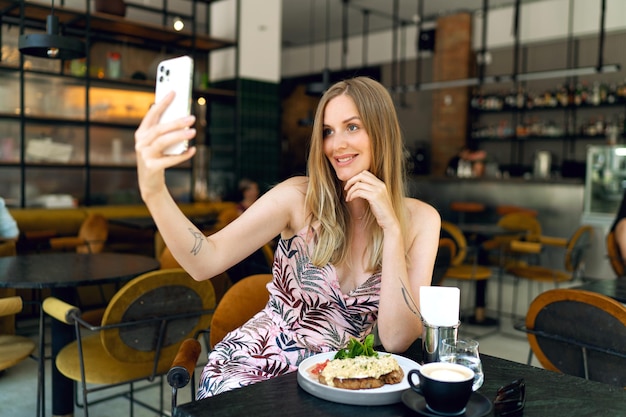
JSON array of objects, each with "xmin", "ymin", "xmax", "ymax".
[
  {"xmin": 344, "ymin": 171, "xmax": 384, "ymax": 202},
  {"xmin": 136, "ymin": 91, "xmax": 174, "ymax": 133}
]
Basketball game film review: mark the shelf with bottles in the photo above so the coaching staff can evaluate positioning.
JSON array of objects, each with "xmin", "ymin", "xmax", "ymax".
[
  {"xmin": 471, "ymin": 111, "xmax": 626, "ymax": 142},
  {"xmin": 470, "ymin": 80, "xmax": 626, "ymax": 113}
]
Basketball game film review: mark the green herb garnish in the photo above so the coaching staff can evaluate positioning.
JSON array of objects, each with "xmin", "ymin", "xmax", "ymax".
[{"xmin": 334, "ymin": 334, "xmax": 378, "ymax": 359}]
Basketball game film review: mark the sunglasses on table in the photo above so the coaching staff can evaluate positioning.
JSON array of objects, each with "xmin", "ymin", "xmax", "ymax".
[{"xmin": 494, "ymin": 378, "xmax": 526, "ymax": 416}]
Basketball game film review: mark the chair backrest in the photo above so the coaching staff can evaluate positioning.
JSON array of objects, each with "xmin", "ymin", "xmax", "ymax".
[
  {"xmin": 497, "ymin": 212, "xmax": 542, "ymax": 241},
  {"xmin": 525, "ymin": 288, "xmax": 626, "ymax": 387},
  {"xmin": 606, "ymin": 230, "xmax": 625, "ymax": 277},
  {"xmin": 157, "ymin": 246, "xmax": 232, "ymax": 303},
  {"xmin": 440, "ymin": 221, "xmax": 467, "ymax": 267},
  {"xmin": 261, "ymin": 243, "xmax": 275, "ymax": 269},
  {"xmin": 209, "ymin": 273, "xmax": 272, "ymax": 349},
  {"xmin": 564, "ymin": 225, "xmax": 594, "ymax": 274},
  {"xmin": 77, "ymin": 213, "xmax": 108, "ymax": 254},
  {"xmin": 100, "ymin": 268, "xmax": 216, "ymax": 363}
]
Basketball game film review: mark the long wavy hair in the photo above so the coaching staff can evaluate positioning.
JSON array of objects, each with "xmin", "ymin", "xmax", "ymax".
[{"xmin": 305, "ymin": 77, "xmax": 409, "ymax": 272}]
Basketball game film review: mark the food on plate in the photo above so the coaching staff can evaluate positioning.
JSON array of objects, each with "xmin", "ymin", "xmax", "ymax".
[{"xmin": 309, "ymin": 335, "xmax": 404, "ymax": 390}]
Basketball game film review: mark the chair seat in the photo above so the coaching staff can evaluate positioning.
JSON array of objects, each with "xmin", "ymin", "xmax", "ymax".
[
  {"xmin": 0, "ymin": 334, "xmax": 36, "ymax": 371},
  {"xmin": 56, "ymin": 334, "xmax": 176, "ymax": 385},
  {"xmin": 444, "ymin": 265, "xmax": 492, "ymax": 281},
  {"xmin": 506, "ymin": 265, "xmax": 571, "ymax": 283}
]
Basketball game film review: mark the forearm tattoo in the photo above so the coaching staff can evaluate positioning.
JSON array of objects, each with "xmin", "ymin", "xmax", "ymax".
[
  {"xmin": 189, "ymin": 228, "xmax": 204, "ymax": 256},
  {"xmin": 400, "ymin": 276, "xmax": 422, "ymax": 320}
]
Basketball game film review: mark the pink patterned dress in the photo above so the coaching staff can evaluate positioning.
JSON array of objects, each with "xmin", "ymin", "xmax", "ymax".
[{"xmin": 197, "ymin": 226, "xmax": 381, "ymax": 398}]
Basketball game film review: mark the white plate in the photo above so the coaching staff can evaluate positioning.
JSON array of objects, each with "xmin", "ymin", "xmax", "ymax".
[{"xmin": 297, "ymin": 351, "xmax": 421, "ymax": 406}]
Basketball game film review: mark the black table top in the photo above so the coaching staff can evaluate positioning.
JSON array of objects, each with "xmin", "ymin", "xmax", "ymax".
[
  {"xmin": 0, "ymin": 252, "xmax": 160, "ymax": 289},
  {"xmin": 576, "ymin": 278, "xmax": 626, "ymax": 304},
  {"xmin": 173, "ymin": 349, "xmax": 626, "ymax": 417}
]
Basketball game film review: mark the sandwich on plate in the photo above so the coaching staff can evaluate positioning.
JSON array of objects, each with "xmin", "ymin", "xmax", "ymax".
[{"xmin": 309, "ymin": 335, "xmax": 404, "ymax": 390}]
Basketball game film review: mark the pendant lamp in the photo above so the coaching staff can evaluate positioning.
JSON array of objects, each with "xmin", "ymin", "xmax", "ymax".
[{"xmin": 19, "ymin": 0, "xmax": 85, "ymax": 60}]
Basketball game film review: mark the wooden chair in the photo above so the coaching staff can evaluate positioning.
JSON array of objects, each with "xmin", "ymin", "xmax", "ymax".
[
  {"xmin": 42, "ymin": 268, "xmax": 216, "ymax": 417},
  {"xmin": 440, "ymin": 221, "xmax": 493, "ymax": 320},
  {"xmin": 0, "ymin": 295, "xmax": 45, "ymax": 417},
  {"xmin": 49, "ymin": 213, "xmax": 108, "ymax": 254},
  {"xmin": 506, "ymin": 225, "xmax": 594, "ymax": 319},
  {"xmin": 167, "ymin": 273, "xmax": 273, "ymax": 411},
  {"xmin": 0, "ymin": 296, "xmax": 36, "ymax": 372},
  {"xmin": 261, "ymin": 243, "xmax": 275, "ymax": 270},
  {"xmin": 480, "ymin": 212, "xmax": 544, "ymax": 274},
  {"xmin": 606, "ymin": 230, "xmax": 625, "ymax": 278},
  {"xmin": 517, "ymin": 288, "xmax": 626, "ymax": 387},
  {"xmin": 0, "ymin": 240, "xmax": 18, "ymax": 335}
]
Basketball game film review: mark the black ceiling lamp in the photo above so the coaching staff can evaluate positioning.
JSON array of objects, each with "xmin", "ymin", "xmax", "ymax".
[{"xmin": 18, "ymin": 0, "xmax": 86, "ymax": 60}]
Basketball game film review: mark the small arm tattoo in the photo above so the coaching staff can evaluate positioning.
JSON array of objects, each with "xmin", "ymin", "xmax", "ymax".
[
  {"xmin": 400, "ymin": 277, "xmax": 422, "ymax": 320},
  {"xmin": 189, "ymin": 228, "xmax": 204, "ymax": 256}
]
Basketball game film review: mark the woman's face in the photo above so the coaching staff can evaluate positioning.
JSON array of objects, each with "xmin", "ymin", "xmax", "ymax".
[{"xmin": 322, "ymin": 94, "xmax": 372, "ymax": 183}]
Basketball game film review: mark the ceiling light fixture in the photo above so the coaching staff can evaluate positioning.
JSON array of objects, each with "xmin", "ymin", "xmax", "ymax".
[
  {"xmin": 18, "ymin": 0, "xmax": 85, "ymax": 60},
  {"xmin": 173, "ymin": 17, "xmax": 185, "ymax": 32}
]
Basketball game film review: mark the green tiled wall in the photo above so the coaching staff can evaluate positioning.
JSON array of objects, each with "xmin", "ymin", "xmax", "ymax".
[{"xmin": 209, "ymin": 78, "xmax": 280, "ymax": 196}]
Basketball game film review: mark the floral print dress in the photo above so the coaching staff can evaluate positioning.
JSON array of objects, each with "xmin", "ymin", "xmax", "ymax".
[{"xmin": 196, "ymin": 226, "xmax": 381, "ymax": 398}]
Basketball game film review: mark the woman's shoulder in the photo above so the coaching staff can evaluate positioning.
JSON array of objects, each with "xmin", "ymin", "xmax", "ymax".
[
  {"xmin": 268, "ymin": 176, "xmax": 309, "ymax": 198},
  {"xmin": 404, "ymin": 196, "xmax": 437, "ymax": 214},
  {"xmin": 404, "ymin": 197, "xmax": 441, "ymax": 229},
  {"xmin": 264, "ymin": 176, "xmax": 310, "ymax": 234}
]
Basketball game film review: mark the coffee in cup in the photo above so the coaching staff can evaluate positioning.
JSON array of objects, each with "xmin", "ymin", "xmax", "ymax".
[{"xmin": 408, "ymin": 362, "xmax": 475, "ymax": 415}]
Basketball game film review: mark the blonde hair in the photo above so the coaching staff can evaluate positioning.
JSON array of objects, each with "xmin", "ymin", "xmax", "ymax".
[{"xmin": 305, "ymin": 77, "xmax": 409, "ymax": 272}]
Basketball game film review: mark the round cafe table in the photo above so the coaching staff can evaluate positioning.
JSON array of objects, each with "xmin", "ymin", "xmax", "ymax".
[{"xmin": 0, "ymin": 252, "xmax": 160, "ymax": 417}]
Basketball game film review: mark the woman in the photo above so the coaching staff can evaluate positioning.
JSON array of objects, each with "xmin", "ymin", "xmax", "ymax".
[
  {"xmin": 611, "ymin": 190, "xmax": 626, "ymax": 261},
  {"xmin": 135, "ymin": 76, "xmax": 440, "ymax": 397},
  {"xmin": 236, "ymin": 178, "xmax": 260, "ymax": 214},
  {"xmin": 0, "ymin": 197, "xmax": 19, "ymax": 241}
]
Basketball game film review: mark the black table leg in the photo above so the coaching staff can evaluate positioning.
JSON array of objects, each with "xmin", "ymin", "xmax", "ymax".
[
  {"xmin": 50, "ymin": 287, "xmax": 76, "ymax": 417},
  {"xmin": 467, "ymin": 280, "xmax": 498, "ymax": 326}
]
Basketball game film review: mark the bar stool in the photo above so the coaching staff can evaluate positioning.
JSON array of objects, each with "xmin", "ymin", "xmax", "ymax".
[
  {"xmin": 450, "ymin": 201, "xmax": 486, "ymax": 225},
  {"xmin": 440, "ymin": 221, "xmax": 493, "ymax": 324}
]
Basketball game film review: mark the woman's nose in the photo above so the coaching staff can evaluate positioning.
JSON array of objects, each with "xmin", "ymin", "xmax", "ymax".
[{"xmin": 331, "ymin": 133, "xmax": 348, "ymax": 150}]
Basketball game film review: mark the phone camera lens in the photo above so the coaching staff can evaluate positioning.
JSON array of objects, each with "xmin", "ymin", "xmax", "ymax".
[{"xmin": 165, "ymin": 69, "xmax": 170, "ymax": 76}]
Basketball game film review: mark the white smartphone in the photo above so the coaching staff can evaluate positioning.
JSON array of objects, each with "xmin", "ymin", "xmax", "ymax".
[{"xmin": 154, "ymin": 55, "xmax": 194, "ymax": 155}]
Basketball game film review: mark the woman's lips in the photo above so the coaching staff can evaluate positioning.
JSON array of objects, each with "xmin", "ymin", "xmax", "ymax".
[{"xmin": 335, "ymin": 154, "xmax": 357, "ymax": 165}]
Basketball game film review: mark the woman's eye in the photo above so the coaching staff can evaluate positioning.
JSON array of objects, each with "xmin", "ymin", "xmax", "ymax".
[
  {"xmin": 347, "ymin": 124, "xmax": 359, "ymax": 132},
  {"xmin": 322, "ymin": 128, "xmax": 333, "ymax": 137}
]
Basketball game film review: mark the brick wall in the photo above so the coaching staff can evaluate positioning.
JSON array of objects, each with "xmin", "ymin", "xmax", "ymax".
[{"xmin": 430, "ymin": 13, "xmax": 473, "ymax": 175}]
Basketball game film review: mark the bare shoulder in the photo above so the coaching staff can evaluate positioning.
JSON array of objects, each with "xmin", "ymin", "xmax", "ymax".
[
  {"xmin": 404, "ymin": 197, "xmax": 441, "ymax": 235},
  {"xmin": 267, "ymin": 176, "xmax": 308, "ymax": 202},
  {"xmin": 263, "ymin": 176, "xmax": 309, "ymax": 235}
]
